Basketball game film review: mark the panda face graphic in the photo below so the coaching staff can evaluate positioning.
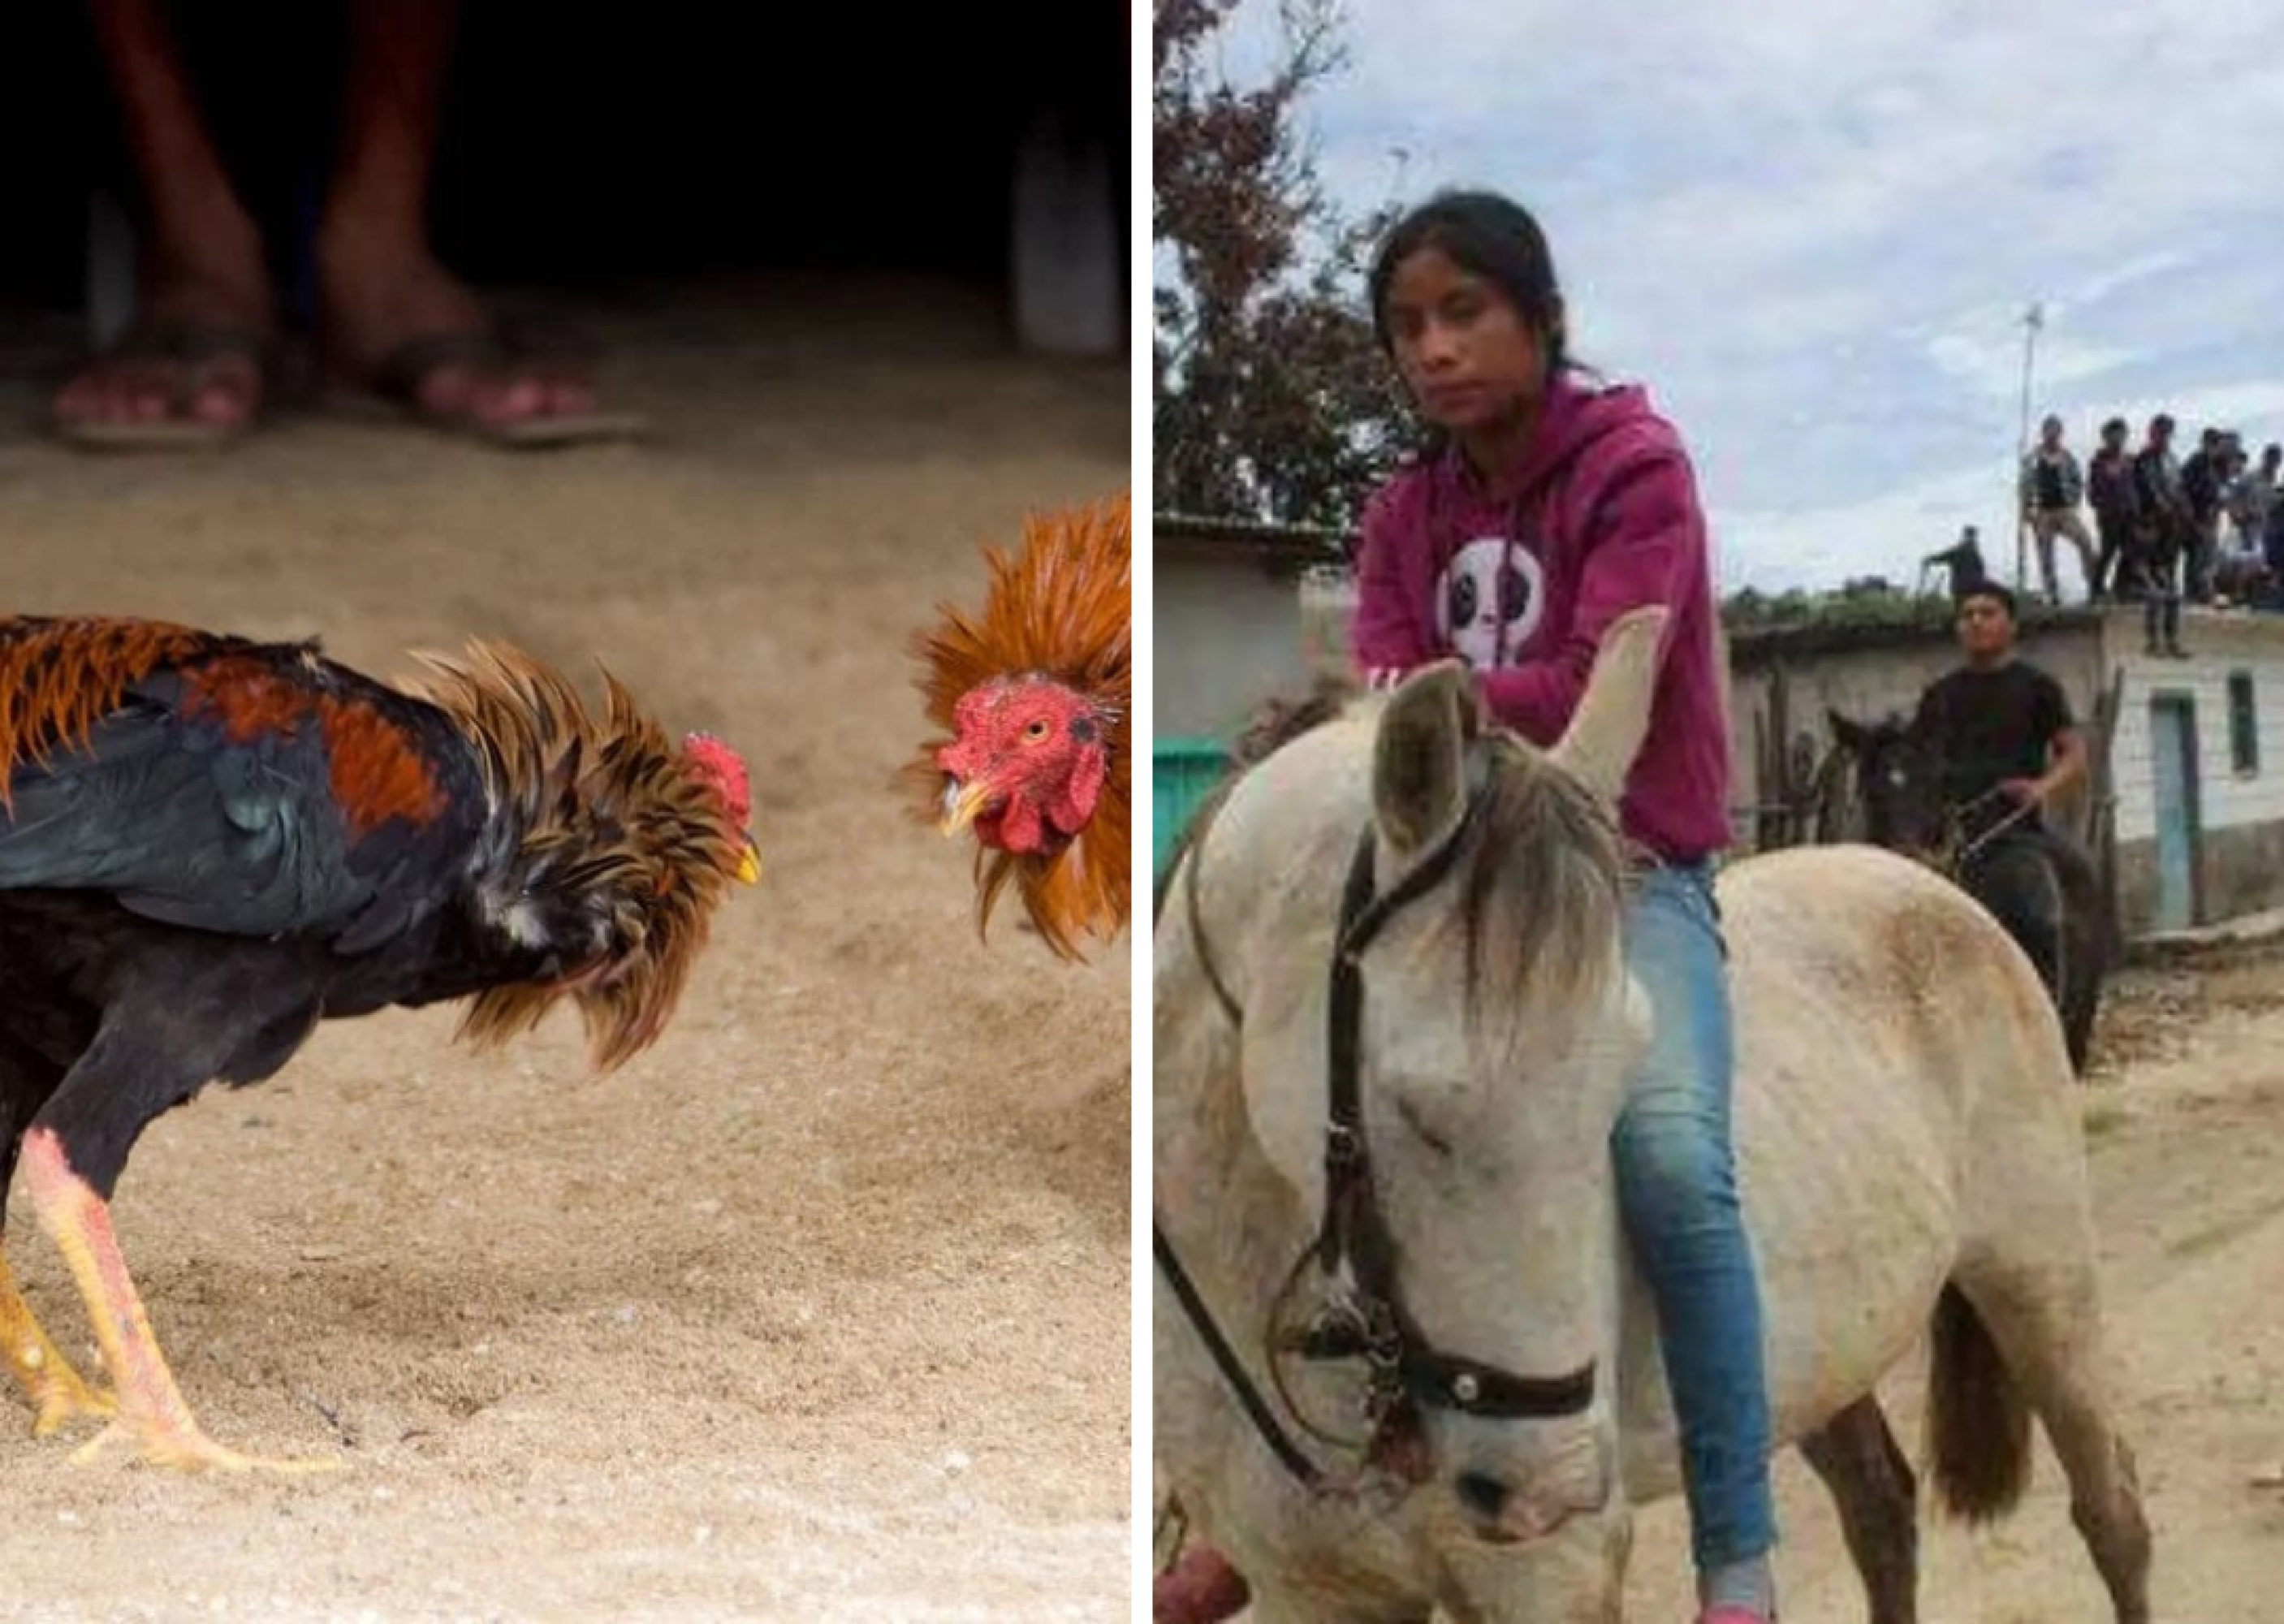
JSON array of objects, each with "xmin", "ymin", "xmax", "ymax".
[{"xmin": 1434, "ymin": 536, "xmax": 1544, "ymax": 671}]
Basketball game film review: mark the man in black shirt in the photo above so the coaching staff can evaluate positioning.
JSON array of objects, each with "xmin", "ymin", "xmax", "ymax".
[
  {"xmin": 1910, "ymin": 581, "xmax": 2091, "ymax": 1016},
  {"xmin": 2085, "ymin": 416, "xmax": 2139, "ymax": 600},
  {"xmin": 2131, "ymin": 414, "xmax": 2191, "ymax": 657},
  {"xmin": 1922, "ymin": 524, "xmax": 1990, "ymax": 599},
  {"xmin": 2180, "ymin": 427, "xmax": 2227, "ymax": 603}
]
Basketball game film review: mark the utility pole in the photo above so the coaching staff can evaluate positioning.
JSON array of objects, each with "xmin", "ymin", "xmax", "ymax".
[{"xmin": 2015, "ymin": 300, "xmax": 2044, "ymax": 594}]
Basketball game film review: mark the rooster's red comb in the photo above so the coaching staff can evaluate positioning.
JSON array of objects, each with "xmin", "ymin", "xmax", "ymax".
[{"xmin": 681, "ymin": 731, "xmax": 752, "ymax": 827}]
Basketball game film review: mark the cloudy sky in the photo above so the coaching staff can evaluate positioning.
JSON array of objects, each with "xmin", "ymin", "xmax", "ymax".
[{"xmin": 1199, "ymin": 1, "xmax": 2284, "ymax": 592}]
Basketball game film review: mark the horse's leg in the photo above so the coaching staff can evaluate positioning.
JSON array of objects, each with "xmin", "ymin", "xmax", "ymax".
[
  {"xmin": 1798, "ymin": 1393, "xmax": 1919, "ymax": 1624},
  {"xmin": 1951, "ymin": 1267, "xmax": 2152, "ymax": 1624}
]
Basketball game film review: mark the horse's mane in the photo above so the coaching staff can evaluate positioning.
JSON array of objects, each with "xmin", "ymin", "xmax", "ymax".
[
  {"xmin": 1155, "ymin": 676, "xmax": 1628, "ymax": 1032},
  {"xmin": 1464, "ymin": 730, "xmax": 1628, "ymax": 1029}
]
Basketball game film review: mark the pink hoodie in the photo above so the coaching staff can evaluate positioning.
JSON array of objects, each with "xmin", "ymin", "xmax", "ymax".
[{"xmin": 1350, "ymin": 373, "xmax": 1731, "ymax": 862}]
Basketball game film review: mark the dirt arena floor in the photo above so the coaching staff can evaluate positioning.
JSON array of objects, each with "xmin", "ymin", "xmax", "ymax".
[
  {"xmin": 0, "ymin": 280, "xmax": 1132, "ymax": 1621},
  {"xmin": 1171, "ymin": 935, "xmax": 2284, "ymax": 1624}
]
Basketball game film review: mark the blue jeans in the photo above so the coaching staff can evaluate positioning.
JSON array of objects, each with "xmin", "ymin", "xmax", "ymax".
[{"xmin": 1612, "ymin": 861, "xmax": 1776, "ymax": 1570}]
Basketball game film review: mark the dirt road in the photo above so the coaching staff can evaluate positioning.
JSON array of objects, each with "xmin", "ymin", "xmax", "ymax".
[{"xmin": 0, "ymin": 281, "xmax": 1132, "ymax": 1622}]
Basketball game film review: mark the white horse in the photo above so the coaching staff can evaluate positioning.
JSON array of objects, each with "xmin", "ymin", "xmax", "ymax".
[{"xmin": 1152, "ymin": 609, "xmax": 2150, "ymax": 1623}]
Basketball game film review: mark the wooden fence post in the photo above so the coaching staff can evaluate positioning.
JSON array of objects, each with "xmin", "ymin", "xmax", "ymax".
[{"xmin": 1766, "ymin": 663, "xmax": 1792, "ymax": 849}]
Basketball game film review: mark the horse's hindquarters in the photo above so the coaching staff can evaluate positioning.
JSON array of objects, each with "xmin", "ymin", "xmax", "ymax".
[{"xmin": 1689, "ymin": 846, "xmax": 2088, "ymax": 1448}]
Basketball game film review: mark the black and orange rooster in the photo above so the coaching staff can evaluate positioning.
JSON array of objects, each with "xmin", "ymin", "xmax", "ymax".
[
  {"xmin": 906, "ymin": 489, "xmax": 1130, "ymax": 961},
  {"xmin": 0, "ymin": 614, "xmax": 760, "ymax": 1471}
]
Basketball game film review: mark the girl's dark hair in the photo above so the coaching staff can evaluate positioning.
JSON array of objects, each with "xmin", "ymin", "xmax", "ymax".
[{"xmin": 1367, "ymin": 189, "xmax": 1573, "ymax": 374}]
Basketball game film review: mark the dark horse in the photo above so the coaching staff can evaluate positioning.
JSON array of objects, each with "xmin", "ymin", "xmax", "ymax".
[{"xmin": 1823, "ymin": 708, "xmax": 2113, "ymax": 1075}]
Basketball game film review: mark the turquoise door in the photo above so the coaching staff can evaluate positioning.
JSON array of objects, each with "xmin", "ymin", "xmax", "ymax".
[
  {"xmin": 2148, "ymin": 696, "xmax": 2199, "ymax": 931},
  {"xmin": 1154, "ymin": 739, "xmax": 1232, "ymax": 883}
]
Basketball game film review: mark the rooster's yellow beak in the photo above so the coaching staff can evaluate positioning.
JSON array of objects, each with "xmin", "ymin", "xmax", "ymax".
[
  {"xmin": 939, "ymin": 777, "xmax": 996, "ymax": 838},
  {"xmin": 736, "ymin": 832, "xmax": 762, "ymax": 885}
]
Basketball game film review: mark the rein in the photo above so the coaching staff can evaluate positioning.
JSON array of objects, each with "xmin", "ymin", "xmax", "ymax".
[
  {"xmin": 1153, "ymin": 760, "xmax": 1598, "ymax": 1498},
  {"xmin": 1949, "ymin": 786, "xmax": 2040, "ymax": 868},
  {"xmin": 1920, "ymin": 784, "xmax": 2040, "ymax": 876}
]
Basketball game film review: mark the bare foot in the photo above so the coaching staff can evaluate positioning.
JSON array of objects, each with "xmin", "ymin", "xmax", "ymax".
[
  {"xmin": 316, "ymin": 220, "xmax": 599, "ymax": 432},
  {"xmin": 53, "ymin": 229, "xmax": 275, "ymax": 439}
]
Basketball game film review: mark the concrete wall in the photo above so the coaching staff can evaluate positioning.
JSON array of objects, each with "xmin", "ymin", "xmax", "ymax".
[
  {"xmin": 1155, "ymin": 549, "xmax": 1326, "ymax": 741},
  {"xmin": 2115, "ymin": 820, "xmax": 2284, "ymax": 932}
]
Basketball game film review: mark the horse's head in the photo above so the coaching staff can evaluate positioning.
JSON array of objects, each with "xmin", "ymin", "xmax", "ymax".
[
  {"xmin": 1828, "ymin": 707, "xmax": 1947, "ymax": 854},
  {"xmin": 1348, "ymin": 624, "xmax": 1664, "ymax": 1554},
  {"xmin": 1233, "ymin": 615, "xmax": 1662, "ymax": 1556}
]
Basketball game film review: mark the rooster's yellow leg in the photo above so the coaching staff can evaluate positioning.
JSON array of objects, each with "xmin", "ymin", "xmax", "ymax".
[
  {"xmin": 0, "ymin": 1245, "xmax": 114, "ymax": 1436},
  {"xmin": 20, "ymin": 1129, "xmax": 335, "ymax": 1473}
]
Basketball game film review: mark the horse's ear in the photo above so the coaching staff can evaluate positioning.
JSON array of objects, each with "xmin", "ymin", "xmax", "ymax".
[
  {"xmin": 1828, "ymin": 709, "xmax": 1866, "ymax": 749},
  {"xmin": 1548, "ymin": 606, "xmax": 1669, "ymax": 808},
  {"xmin": 1372, "ymin": 659, "xmax": 1479, "ymax": 857}
]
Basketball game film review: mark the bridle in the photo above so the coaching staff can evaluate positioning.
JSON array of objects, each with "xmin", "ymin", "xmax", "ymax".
[
  {"xmin": 1928, "ymin": 784, "xmax": 2040, "ymax": 873},
  {"xmin": 1840, "ymin": 737, "xmax": 2039, "ymax": 876},
  {"xmin": 1153, "ymin": 763, "xmax": 1598, "ymax": 1498}
]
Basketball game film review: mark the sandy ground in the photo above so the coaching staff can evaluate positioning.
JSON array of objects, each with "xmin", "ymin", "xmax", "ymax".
[
  {"xmin": 1170, "ymin": 934, "xmax": 2284, "ymax": 1623},
  {"xmin": 0, "ymin": 279, "xmax": 1132, "ymax": 1622}
]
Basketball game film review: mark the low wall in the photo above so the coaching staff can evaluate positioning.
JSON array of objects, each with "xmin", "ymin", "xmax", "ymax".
[{"xmin": 2113, "ymin": 820, "xmax": 2284, "ymax": 936}]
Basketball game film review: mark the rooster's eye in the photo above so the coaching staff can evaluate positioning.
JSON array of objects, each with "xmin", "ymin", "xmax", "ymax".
[{"xmin": 1024, "ymin": 719, "xmax": 1050, "ymax": 742}]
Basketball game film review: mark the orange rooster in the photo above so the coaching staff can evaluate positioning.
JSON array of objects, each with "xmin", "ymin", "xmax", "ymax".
[
  {"xmin": 905, "ymin": 489, "xmax": 1130, "ymax": 961},
  {"xmin": 0, "ymin": 613, "xmax": 759, "ymax": 1471}
]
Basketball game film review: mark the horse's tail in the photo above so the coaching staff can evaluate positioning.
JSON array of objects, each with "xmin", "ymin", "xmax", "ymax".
[{"xmin": 1926, "ymin": 1281, "xmax": 2034, "ymax": 1524}]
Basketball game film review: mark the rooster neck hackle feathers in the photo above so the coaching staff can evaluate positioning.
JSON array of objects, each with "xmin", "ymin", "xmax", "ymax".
[
  {"xmin": 905, "ymin": 489, "xmax": 1132, "ymax": 961},
  {"xmin": 394, "ymin": 639, "xmax": 744, "ymax": 1073},
  {"xmin": 911, "ymin": 493, "xmax": 1131, "ymax": 710}
]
